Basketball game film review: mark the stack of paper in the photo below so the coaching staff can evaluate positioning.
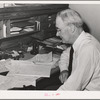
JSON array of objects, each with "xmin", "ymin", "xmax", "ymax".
[
  {"xmin": 28, "ymin": 52, "xmax": 60, "ymax": 68},
  {"xmin": 0, "ymin": 75, "xmax": 37, "ymax": 90},
  {"xmin": 0, "ymin": 60, "xmax": 9, "ymax": 73},
  {"xmin": 41, "ymin": 37, "xmax": 62, "ymax": 48},
  {"xmin": 0, "ymin": 60, "xmax": 38, "ymax": 89},
  {"xmin": 7, "ymin": 74, "xmax": 38, "ymax": 88},
  {"xmin": 5, "ymin": 59, "xmax": 52, "ymax": 77},
  {"xmin": 28, "ymin": 52, "xmax": 53, "ymax": 63},
  {"xmin": 10, "ymin": 27, "xmax": 22, "ymax": 32},
  {"xmin": 0, "ymin": 52, "xmax": 59, "ymax": 89}
]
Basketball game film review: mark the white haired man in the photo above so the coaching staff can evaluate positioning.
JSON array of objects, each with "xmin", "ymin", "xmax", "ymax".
[{"xmin": 56, "ymin": 9, "xmax": 100, "ymax": 91}]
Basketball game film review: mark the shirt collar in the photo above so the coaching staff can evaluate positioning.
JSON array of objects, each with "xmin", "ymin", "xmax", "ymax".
[{"xmin": 73, "ymin": 31, "xmax": 86, "ymax": 52}]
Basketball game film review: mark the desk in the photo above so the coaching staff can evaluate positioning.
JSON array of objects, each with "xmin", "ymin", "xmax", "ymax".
[
  {"xmin": 8, "ymin": 65, "xmax": 61, "ymax": 90},
  {"xmin": 2, "ymin": 52, "xmax": 62, "ymax": 90},
  {"xmin": 36, "ymin": 66, "xmax": 61, "ymax": 90}
]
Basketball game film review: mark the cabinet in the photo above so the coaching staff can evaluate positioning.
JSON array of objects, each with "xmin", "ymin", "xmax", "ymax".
[
  {"xmin": 0, "ymin": 4, "xmax": 68, "ymax": 51},
  {"xmin": 0, "ymin": 4, "xmax": 68, "ymax": 39}
]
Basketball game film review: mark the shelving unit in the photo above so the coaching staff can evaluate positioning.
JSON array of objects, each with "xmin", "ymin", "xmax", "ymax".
[
  {"xmin": 0, "ymin": 4, "xmax": 68, "ymax": 39},
  {"xmin": 0, "ymin": 4, "xmax": 68, "ymax": 51}
]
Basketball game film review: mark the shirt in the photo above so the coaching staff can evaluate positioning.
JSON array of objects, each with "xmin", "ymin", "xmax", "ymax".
[{"xmin": 58, "ymin": 31, "xmax": 100, "ymax": 91}]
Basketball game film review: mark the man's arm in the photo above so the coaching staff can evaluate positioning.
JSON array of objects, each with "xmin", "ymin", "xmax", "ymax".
[
  {"xmin": 59, "ymin": 47, "xmax": 71, "ymax": 83},
  {"xmin": 59, "ymin": 47, "xmax": 70, "ymax": 72},
  {"xmin": 58, "ymin": 45, "xmax": 98, "ymax": 90}
]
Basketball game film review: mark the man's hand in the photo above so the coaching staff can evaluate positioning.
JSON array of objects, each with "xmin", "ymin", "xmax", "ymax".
[{"xmin": 59, "ymin": 70, "xmax": 69, "ymax": 83}]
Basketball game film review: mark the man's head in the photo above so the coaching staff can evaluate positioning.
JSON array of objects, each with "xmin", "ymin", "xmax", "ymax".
[{"xmin": 56, "ymin": 9, "xmax": 83, "ymax": 44}]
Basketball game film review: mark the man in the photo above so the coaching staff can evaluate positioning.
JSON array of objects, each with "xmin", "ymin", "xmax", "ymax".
[{"xmin": 56, "ymin": 8, "xmax": 100, "ymax": 91}]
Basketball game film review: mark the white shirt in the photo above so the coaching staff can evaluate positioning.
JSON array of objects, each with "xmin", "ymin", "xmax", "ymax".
[{"xmin": 58, "ymin": 31, "xmax": 100, "ymax": 91}]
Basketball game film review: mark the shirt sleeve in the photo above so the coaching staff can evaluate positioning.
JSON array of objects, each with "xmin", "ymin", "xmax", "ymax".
[
  {"xmin": 58, "ymin": 45, "xmax": 98, "ymax": 90},
  {"xmin": 59, "ymin": 47, "xmax": 71, "ymax": 72}
]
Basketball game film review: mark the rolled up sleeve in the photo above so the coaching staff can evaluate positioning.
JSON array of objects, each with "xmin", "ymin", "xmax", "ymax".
[
  {"xmin": 59, "ymin": 47, "xmax": 70, "ymax": 72},
  {"xmin": 58, "ymin": 45, "xmax": 98, "ymax": 90}
]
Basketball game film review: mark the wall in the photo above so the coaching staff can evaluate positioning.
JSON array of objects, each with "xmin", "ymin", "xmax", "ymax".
[{"xmin": 69, "ymin": 4, "xmax": 100, "ymax": 42}]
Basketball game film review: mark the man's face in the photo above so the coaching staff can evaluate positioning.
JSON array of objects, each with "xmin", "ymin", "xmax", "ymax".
[{"xmin": 56, "ymin": 16, "xmax": 72, "ymax": 44}]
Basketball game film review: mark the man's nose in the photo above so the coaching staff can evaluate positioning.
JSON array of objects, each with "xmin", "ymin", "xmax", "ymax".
[{"xmin": 56, "ymin": 31, "xmax": 59, "ymax": 36}]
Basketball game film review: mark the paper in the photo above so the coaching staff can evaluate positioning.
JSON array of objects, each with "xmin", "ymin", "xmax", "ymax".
[
  {"xmin": 0, "ymin": 52, "xmax": 60, "ymax": 90},
  {"xmin": 7, "ymin": 74, "xmax": 38, "ymax": 87},
  {"xmin": 23, "ymin": 28, "xmax": 34, "ymax": 32},
  {"xmin": 46, "ymin": 37, "xmax": 62, "ymax": 43},
  {"xmin": 10, "ymin": 32, "xmax": 20, "ymax": 34},
  {"xmin": 0, "ymin": 60, "xmax": 9, "ymax": 73},
  {"xmin": 35, "ymin": 56, "xmax": 59, "ymax": 69},
  {"xmin": 0, "ymin": 75, "xmax": 37, "ymax": 90},
  {"xmin": 0, "ymin": 75, "xmax": 13, "ymax": 90},
  {"xmin": 28, "ymin": 52, "xmax": 60, "ymax": 68},
  {"xmin": 0, "ymin": 52, "xmax": 56, "ymax": 90},
  {"xmin": 5, "ymin": 59, "xmax": 52, "ymax": 77},
  {"xmin": 42, "ymin": 37, "xmax": 62, "ymax": 47},
  {"xmin": 28, "ymin": 52, "xmax": 53, "ymax": 63},
  {"xmin": 10, "ymin": 27, "xmax": 22, "ymax": 32},
  {"xmin": 0, "ymin": 58, "xmax": 52, "ymax": 89}
]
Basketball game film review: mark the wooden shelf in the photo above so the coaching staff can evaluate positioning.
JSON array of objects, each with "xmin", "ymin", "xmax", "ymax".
[
  {"xmin": 0, "ymin": 4, "xmax": 69, "ymax": 50},
  {"xmin": 0, "ymin": 4, "xmax": 68, "ymax": 20}
]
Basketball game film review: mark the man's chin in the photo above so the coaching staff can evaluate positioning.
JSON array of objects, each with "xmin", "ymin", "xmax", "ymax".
[{"xmin": 62, "ymin": 41, "xmax": 71, "ymax": 45}]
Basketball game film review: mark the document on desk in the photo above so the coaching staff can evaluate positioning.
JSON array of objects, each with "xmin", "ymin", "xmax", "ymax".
[
  {"xmin": 0, "ymin": 52, "xmax": 60, "ymax": 90},
  {"xmin": 0, "ymin": 75, "xmax": 37, "ymax": 90},
  {"xmin": 0, "ymin": 60, "xmax": 9, "ymax": 73},
  {"xmin": 7, "ymin": 74, "xmax": 38, "ymax": 88},
  {"xmin": 5, "ymin": 59, "xmax": 52, "ymax": 77},
  {"xmin": 0, "ymin": 75, "xmax": 13, "ymax": 90},
  {"xmin": 33, "ymin": 56, "xmax": 59, "ymax": 69},
  {"xmin": 28, "ymin": 52, "xmax": 53, "ymax": 63},
  {"xmin": 28, "ymin": 52, "xmax": 60, "ymax": 68}
]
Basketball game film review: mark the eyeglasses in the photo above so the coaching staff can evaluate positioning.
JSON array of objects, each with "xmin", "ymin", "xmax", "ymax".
[
  {"xmin": 56, "ymin": 28, "xmax": 61, "ymax": 33},
  {"xmin": 56, "ymin": 28, "xmax": 62, "ymax": 37}
]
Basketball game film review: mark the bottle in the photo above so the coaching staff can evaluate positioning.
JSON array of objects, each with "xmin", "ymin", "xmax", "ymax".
[{"xmin": 30, "ymin": 42, "xmax": 39, "ymax": 55}]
